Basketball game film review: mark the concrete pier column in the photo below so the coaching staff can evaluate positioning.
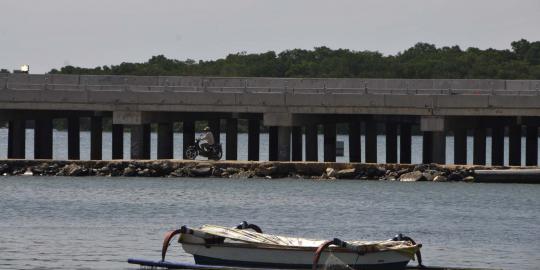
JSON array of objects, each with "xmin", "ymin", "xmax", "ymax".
[
  {"xmin": 67, "ymin": 117, "xmax": 80, "ymax": 160},
  {"xmin": 8, "ymin": 120, "xmax": 26, "ymax": 159},
  {"xmin": 348, "ymin": 122, "xmax": 361, "ymax": 163},
  {"xmin": 183, "ymin": 120, "xmax": 195, "ymax": 159},
  {"xmin": 491, "ymin": 127, "xmax": 505, "ymax": 166},
  {"xmin": 365, "ymin": 119, "xmax": 377, "ymax": 163},
  {"xmin": 291, "ymin": 126, "xmax": 302, "ymax": 161},
  {"xmin": 400, "ymin": 124, "xmax": 411, "ymax": 164},
  {"xmin": 453, "ymin": 129, "xmax": 467, "ymax": 165},
  {"xmin": 422, "ymin": 132, "xmax": 433, "ymax": 164},
  {"xmin": 526, "ymin": 126, "xmax": 538, "ymax": 166},
  {"xmin": 157, "ymin": 123, "xmax": 174, "ymax": 159},
  {"xmin": 131, "ymin": 124, "xmax": 151, "ymax": 160},
  {"xmin": 34, "ymin": 119, "xmax": 53, "ymax": 159},
  {"xmin": 277, "ymin": 126, "xmax": 291, "ymax": 161},
  {"xmin": 90, "ymin": 116, "xmax": 103, "ymax": 160},
  {"xmin": 226, "ymin": 118, "xmax": 238, "ymax": 160},
  {"xmin": 509, "ymin": 125, "xmax": 521, "ymax": 166},
  {"xmin": 209, "ymin": 119, "xmax": 221, "ymax": 144},
  {"xmin": 112, "ymin": 124, "xmax": 124, "ymax": 159},
  {"xmin": 323, "ymin": 123, "xmax": 336, "ymax": 162},
  {"xmin": 473, "ymin": 128, "xmax": 486, "ymax": 165},
  {"xmin": 268, "ymin": 126, "xmax": 278, "ymax": 161},
  {"xmin": 247, "ymin": 119, "xmax": 260, "ymax": 161},
  {"xmin": 305, "ymin": 125, "xmax": 318, "ymax": 162},
  {"xmin": 386, "ymin": 122, "xmax": 398, "ymax": 163}
]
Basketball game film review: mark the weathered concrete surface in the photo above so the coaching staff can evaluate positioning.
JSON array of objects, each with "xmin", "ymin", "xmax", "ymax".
[{"xmin": 1, "ymin": 159, "xmax": 537, "ymax": 183}]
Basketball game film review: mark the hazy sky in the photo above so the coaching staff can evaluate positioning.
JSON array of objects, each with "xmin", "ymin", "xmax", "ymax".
[{"xmin": 1, "ymin": 0, "xmax": 540, "ymax": 73}]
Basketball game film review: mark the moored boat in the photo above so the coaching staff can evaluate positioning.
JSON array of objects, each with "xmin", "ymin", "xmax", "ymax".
[{"xmin": 160, "ymin": 222, "xmax": 423, "ymax": 270}]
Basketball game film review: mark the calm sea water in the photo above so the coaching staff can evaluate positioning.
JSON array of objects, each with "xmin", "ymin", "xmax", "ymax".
[
  {"xmin": 0, "ymin": 129, "xmax": 536, "ymax": 165},
  {"xmin": 0, "ymin": 177, "xmax": 538, "ymax": 270}
]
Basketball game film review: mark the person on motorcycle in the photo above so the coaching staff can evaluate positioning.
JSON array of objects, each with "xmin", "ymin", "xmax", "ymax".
[{"xmin": 199, "ymin": 126, "xmax": 215, "ymax": 153}]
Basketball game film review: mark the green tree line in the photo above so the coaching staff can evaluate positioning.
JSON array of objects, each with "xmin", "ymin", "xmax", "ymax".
[{"xmin": 40, "ymin": 39, "xmax": 540, "ymax": 79}]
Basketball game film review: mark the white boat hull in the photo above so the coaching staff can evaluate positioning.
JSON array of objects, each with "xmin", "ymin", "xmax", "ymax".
[{"xmin": 181, "ymin": 243, "xmax": 412, "ymax": 270}]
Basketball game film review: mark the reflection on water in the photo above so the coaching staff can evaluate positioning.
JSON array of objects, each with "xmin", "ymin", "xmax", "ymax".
[{"xmin": 0, "ymin": 177, "xmax": 538, "ymax": 270}]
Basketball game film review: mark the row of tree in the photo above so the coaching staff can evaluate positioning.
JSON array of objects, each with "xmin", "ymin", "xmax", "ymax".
[{"xmin": 2, "ymin": 39, "xmax": 540, "ymax": 79}]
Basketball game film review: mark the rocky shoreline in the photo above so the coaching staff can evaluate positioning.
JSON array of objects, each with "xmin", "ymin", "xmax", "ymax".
[{"xmin": 0, "ymin": 159, "xmax": 517, "ymax": 182}]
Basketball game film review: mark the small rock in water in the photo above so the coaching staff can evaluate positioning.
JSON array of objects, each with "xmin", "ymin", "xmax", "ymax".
[
  {"xmin": 336, "ymin": 168, "xmax": 356, "ymax": 179},
  {"xmin": 399, "ymin": 171, "xmax": 426, "ymax": 182},
  {"xmin": 23, "ymin": 170, "xmax": 33, "ymax": 176},
  {"xmin": 463, "ymin": 176, "xmax": 475, "ymax": 182},
  {"xmin": 433, "ymin": 175, "xmax": 448, "ymax": 182}
]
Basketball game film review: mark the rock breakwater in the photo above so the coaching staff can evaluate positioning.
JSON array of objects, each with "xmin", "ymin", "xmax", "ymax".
[{"xmin": 0, "ymin": 159, "xmax": 488, "ymax": 182}]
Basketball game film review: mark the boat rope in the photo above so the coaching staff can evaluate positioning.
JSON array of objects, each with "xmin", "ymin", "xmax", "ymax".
[
  {"xmin": 161, "ymin": 227, "xmax": 186, "ymax": 261},
  {"xmin": 392, "ymin": 233, "xmax": 425, "ymax": 268}
]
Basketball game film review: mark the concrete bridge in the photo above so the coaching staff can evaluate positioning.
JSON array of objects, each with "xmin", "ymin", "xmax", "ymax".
[{"xmin": 2, "ymin": 73, "xmax": 540, "ymax": 166}]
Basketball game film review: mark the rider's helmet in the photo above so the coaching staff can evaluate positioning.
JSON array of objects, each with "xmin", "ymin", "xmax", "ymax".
[{"xmin": 203, "ymin": 126, "xmax": 210, "ymax": 131}]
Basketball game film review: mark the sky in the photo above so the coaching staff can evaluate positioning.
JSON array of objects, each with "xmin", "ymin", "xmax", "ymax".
[{"xmin": 1, "ymin": 0, "xmax": 540, "ymax": 73}]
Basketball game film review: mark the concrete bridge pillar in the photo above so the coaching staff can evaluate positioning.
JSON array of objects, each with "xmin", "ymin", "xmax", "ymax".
[
  {"xmin": 509, "ymin": 125, "xmax": 521, "ymax": 166},
  {"xmin": 247, "ymin": 119, "xmax": 260, "ymax": 161},
  {"xmin": 421, "ymin": 117, "xmax": 446, "ymax": 164},
  {"xmin": 268, "ymin": 126, "xmax": 278, "ymax": 161},
  {"xmin": 526, "ymin": 126, "xmax": 538, "ymax": 166},
  {"xmin": 131, "ymin": 124, "xmax": 151, "ymax": 160},
  {"xmin": 183, "ymin": 120, "xmax": 195, "ymax": 160},
  {"xmin": 157, "ymin": 122, "xmax": 174, "ymax": 159},
  {"xmin": 473, "ymin": 128, "xmax": 486, "ymax": 165},
  {"xmin": 209, "ymin": 119, "xmax": 221, "ymax": 144},
  {"xmin": 34, "ymin": 119, "xmax": 53, "ymax": 159},
  {"xmin": 305, "ymin": 124, "xmax": 318, "ymax": 161},
  {"xmin": 112, "ymin": 124, "xmax": 124, "ymax": 159},
  {"xmin": 365, "ymin": 119, "xmax": 377, "ymax": 163},
  {"xmin": 348, "ymin": 122, "xmax": 361, "ymax": 163},
  {"xmin": 277, "ymin": 126, "xmax": 291, "ymax": 161},
  {"xmin": 453, "ymin": 128, "xmax": 467, "ymax": 165},
  {"xmin": 323, "ymin": 123, "xmax": 336, "ymax": 162},
  {"xmin": 67, "ymin": 117, "xmax": 80, "ymax": 160},
  {"xmin": 399, "ymin": 124, "xmax": 411, "ymax": 164},
  {"xmin": 291, "ymin": 126, "xmax": 302, "ymax": 161},
  {"xmin": 226, "ymin": 118, "xmax": 238, "ymax": 160},
  {"xmin": 8, "ymin": 120, "xmax": 25, "ymax": 159},
  {"xmin": 386, "ymin": 122, "xmax": 398, "ymax": 163},
  {"xmin": 90, "ymin": 116, "xmax": 103, "ymax": 160},
  {"xmin": 491, "ymin": 127, "xmax": 505, "ymax": 166}
]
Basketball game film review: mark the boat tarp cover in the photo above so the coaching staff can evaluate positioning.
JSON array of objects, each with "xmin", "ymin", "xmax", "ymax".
[{"xmin": 188, "ymin": 225, "xmax": 418, "ymax": 258}]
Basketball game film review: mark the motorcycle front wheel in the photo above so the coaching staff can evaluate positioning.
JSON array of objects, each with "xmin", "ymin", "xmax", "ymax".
[{"xmin": 185, "ymin": 147, "xmax": 198, "ymax": 160}]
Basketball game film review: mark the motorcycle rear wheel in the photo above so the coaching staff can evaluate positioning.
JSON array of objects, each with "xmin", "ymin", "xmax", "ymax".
[{"xmin": 185, "ymin": 147, "xmax": 198, "ymax": 160}]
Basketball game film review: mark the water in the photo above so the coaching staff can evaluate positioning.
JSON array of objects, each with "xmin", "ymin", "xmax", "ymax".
[
  {"xmin": 0, "ymin": 177, "xmax": 538, "ymax": 270},
  {"xmin": 0, "ymin": 129, "xmax": 537, "ymax": 165}
]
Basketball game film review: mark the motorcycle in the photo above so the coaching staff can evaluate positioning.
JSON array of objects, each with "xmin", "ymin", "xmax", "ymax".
[{"xmin": 184, "ymin": 138, "xmax": 223, "ymax": 160}]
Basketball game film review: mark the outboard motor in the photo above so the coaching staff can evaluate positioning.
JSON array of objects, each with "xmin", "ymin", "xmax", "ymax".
[
  {"xmin": 392, "ymin": 233, "xmax": 425, "ymax": 268},
  {"xmin": 236, "ymin": 221, "xmax": 263, "ymax": 233}
]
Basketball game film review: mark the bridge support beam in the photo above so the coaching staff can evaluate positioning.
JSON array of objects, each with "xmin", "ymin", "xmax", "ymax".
[
  {"xmin": 526, "ymin": 126, "xmax": 538, "ymax": 166},
  {"xmin": 90, "ymin": 116, "xmax": 102, "ymax": 160},
  {"xmin": 386, "ymin": 122, "xmax": 398, "ymax": 163},
  {"xmin": 400, "ymin": 124, "xmax": 411, "ymax": 164},
  {"xmin": 157, "ymin": 123, "xmax": 174, "ymax": 159},
  {"xmin": 226, "ymin": 119, "xmax": 238, "ymax": 160},
  {"xmin": 131, "ymin": 124, "xmax": 151, "ymax": 160},
  {"xmin": 509, "ymin": 125, "xmax": 521, "ymax": 166},
  {"xmin": 277, "ymin": 127, "xmax": 291, "ymax": 161},
  {"xmin": 421, "ymin": 116, "xmax": 446, "ymax": 164},
  {"xmin": 324, "ymin": 123, "xmax": 336, "ymax": 162},
  {"xmin": 348, "ymin": 122, "xmax": 361, "ymax": 163},
  {"xmin": 248, "ymin": 119, "xmax": 260, "ymax": 161},
  {"xmin": 305, "ymin": 125, "xmax": 318, "ymax": 162},
  {"xmin": 268, "ymin": 126, "xmax": 278, "ymax": 161},
  {"xmin": 183, "ymin": 120, "xmax": 195, "ymax": 160},
  {"xmin": 454, "ymin": 128, "xmax": 467, "ymax": 165},
  {"xmin": 8, "ymin": 120, "xmax": 25, "ymax": 159},
  {"xmin": 291, "ymin": 126, "xmax": 302, "ymax": 161},
  {"xmin": 365, "ymin": 119, "xmax": 377, "ymax": 163},
  {"xmin": 34, "ymin": 119, "xmax": 53, "ymax": 159},
  {"xmin": 473, "ymin": 127, "xmax": 486, "ymax": 165},
  {"xmin": 67, "ymin": 117, "xmax": 80, "ymax": 160},
  {"xmin": 112, "ymin": 124, "xmax": 124, "ymax": 159},
  {"xmin": 491, "ymin": 127, "xmax": 505, "ymax": 166}
]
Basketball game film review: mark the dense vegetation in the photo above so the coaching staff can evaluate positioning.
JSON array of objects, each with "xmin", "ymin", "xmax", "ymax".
[{"xmin": 41, "ymin": 39, "xmax": 540, "ymax": 79}]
